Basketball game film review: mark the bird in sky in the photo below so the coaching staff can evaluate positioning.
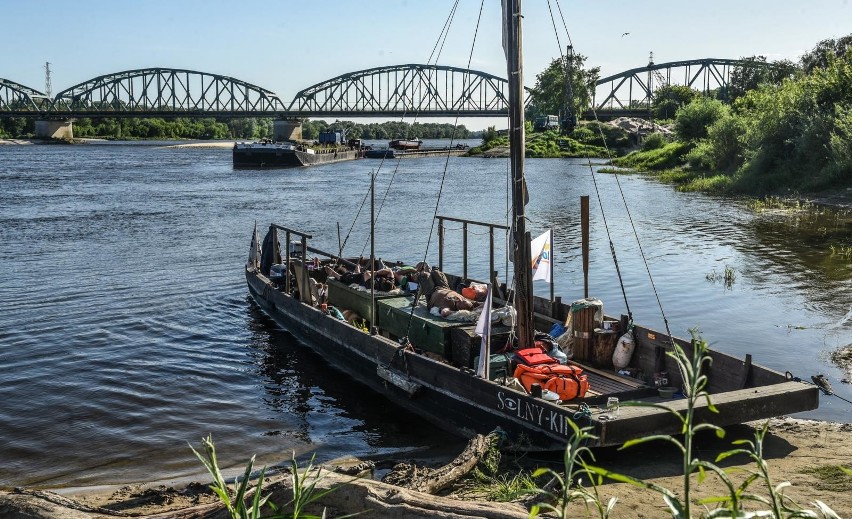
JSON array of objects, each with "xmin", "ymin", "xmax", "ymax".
[{"xmin": 621, "ymin": 32, "xmax": 630, "ymax": 37}]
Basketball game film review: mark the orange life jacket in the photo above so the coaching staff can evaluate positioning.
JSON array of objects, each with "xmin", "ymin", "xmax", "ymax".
[{"xmin": 513, "ymin": 363, "xmax": 590, "ymax": 401}]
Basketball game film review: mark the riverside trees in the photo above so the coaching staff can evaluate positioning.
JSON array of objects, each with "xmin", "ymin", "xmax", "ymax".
[{"xmin": 621, "ymin": 36, "xmax": 852, "ymax": 194}]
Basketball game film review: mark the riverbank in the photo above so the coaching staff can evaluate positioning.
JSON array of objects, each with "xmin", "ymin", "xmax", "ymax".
[{"xmin": 4, "ymin": 417, "xmax": 850, "ymax": 518}]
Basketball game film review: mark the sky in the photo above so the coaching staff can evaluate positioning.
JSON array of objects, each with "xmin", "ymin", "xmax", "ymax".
[{"xmin": 2, "ymin": 0, "xmax": 851, "ymax": 130}]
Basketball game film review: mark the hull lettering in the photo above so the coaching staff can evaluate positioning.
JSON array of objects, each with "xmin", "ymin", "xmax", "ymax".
[{"xmin": 496, "ymin": 391, "xmax": 573, "ymax": 438}]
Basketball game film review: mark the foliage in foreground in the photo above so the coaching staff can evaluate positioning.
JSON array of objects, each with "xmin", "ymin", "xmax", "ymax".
[
  {"xmin": 529, "ymin": 334, "xmax": 841, "ymax": 518},
  {"xmin": 191, "ymin": 435, "xmax": 352, "ymax": 519}
]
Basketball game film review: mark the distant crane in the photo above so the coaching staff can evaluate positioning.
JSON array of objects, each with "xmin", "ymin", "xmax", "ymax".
[{"xmin": 44, "ymin": 62, "xmax": 52, "ymax": 98}]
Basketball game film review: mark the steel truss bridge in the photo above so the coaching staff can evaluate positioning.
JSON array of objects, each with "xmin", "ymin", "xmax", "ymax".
[
  {"xmin": 591, "ymin": 58, "xmax": 772, "ymax": 117},
  {"xmin": 1, "ymin": 59, "xmax": 767, "ymax": 120}
]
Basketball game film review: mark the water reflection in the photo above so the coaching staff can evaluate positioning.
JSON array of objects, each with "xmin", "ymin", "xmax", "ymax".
[{"xmin": 243, "ymin": 301, "xmax": 449, "ymax": 463}]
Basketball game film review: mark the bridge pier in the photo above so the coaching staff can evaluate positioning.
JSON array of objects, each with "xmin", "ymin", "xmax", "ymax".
[
  {"xmin": 35, "ymin": 119, "xmax": 74, "ymax": 140},
  {"xmin": 273, "ymin": 119, "xmax": 302, "ymax": 142}
]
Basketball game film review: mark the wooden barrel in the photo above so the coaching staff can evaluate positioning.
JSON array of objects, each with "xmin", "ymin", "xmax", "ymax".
[
  {"xmin": 570, "ymin": 298, "xmax": 602, "ymax": 361},
  {"xmin": 593, "ymin": 329, "xmax": 618, "ymax": 369}
]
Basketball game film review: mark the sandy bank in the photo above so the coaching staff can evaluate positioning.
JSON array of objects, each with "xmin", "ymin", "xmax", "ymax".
[
  {"xmin": 3, "ymin": 417, "xmax": 851, "ymax": 518},
  {"xmin": 160, "ymin": 141, "xmax": 237, "ymax": 149}
]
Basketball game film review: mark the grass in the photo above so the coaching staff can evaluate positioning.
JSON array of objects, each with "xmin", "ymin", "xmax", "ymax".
[
  {"xmin": 706, "ymin": 265, "xmax": 737, "ymax": 289},
  {"xmin": 828, "ymin": 244, "xmax": 852, "ymax": 258},
  {"xmin": 747, "ymin": 195, "xmax": 820, "ymax": 214},
  {"xmin": 611, "ymin": 141, "xmax": 691, "ymax": 170},
  {"xmin": 191, "ymin": 435, "xmax": 356, "ymax": 519},
  {"xmin": 801, "ymin": 465, "xmax": 852, "ymax": 492},
  {"xmin": 528, "ymin": 333, "xmax": 843, "ymax": 518}
]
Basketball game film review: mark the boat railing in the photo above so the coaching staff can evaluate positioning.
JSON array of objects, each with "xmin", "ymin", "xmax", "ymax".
[
  {"xmin": 436, "ymin": 215, "xmax": 509, "ymax": 285},
  {"xmin": 271, "ymin": 224, "xmax": 312, "ymax": 298}
]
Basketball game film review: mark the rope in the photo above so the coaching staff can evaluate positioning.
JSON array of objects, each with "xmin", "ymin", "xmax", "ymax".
[
  {"xmin": 572, "ymin": 402, "xmax": 592, "ymax": 421},
  {"xmin": 402, "ymin": 0, "xmax": 486, "ymax": 340},
  {"xmin": 787, "ymin": 371, "xmax": 852, "ymax": 405},
  {"xmin": 544, "ymin": 0, "xmax": 686, "ymax": 391},
  {"xmin": 342, "ymin": 1, "xmax": 461, "ymax": 259}
]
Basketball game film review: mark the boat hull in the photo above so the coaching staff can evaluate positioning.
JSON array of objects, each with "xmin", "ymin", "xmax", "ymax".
[
  {"xmin": 245, "ymin": 267, "xmax": 819, "ymax": 449},
  {"xmin": 233, "ymin": 144, "xmax": 360, "ymax": 168}
]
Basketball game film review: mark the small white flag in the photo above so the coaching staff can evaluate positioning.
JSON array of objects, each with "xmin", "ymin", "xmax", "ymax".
[
  {"xmin": 530, "ymin": 230, "xmax": 552, "ymax": 283},
  {"xmin": 475, "ymin": 284, "xmax": 493, "ymax": 379}
]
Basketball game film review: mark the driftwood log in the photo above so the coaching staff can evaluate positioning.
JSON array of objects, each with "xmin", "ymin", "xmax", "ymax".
[
  {"xmin": 1, "ymin": 468, "xmax": 529, "ymax": 519},
  {"xmin": 382, "ymin": 430, "xmax": 503, "ymax": 494},
  {"xmin": 0, "ymin": 430, "xmax": 515, "ymax": 518}
]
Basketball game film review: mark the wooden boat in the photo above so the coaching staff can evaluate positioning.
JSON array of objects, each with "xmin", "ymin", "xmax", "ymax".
[{"xmin": 244, "ymin": 2, "xmax": 818, "ymax": 449}]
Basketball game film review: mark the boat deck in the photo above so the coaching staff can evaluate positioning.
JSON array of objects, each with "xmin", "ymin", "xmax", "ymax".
[{"xmin": 581, "ymin": 365, "xmax": 645, "ymax": 397}]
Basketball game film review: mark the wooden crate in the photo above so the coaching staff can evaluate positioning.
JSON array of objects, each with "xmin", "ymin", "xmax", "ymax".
[
  {"xmin": 326, "ymin": 279, "xmax": 400, "ymax": 323},
  {"xmin": 450, "ymin": 325, "xmax": 513, "ymax": 368},
  {"xmin": 376, "ymin": 297, "xmax": 469, "ymax": 357}
]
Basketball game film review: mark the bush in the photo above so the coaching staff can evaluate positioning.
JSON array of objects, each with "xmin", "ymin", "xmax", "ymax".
[
  {"xmin": 685, "ymin": 113, "xmax": 746, "ymax": 173},
  {"xmin": 640, "ymin": 132, "xmax": 667, "ymax": 152},
  {"xmin": 675, "ymin": 97, "xmax": 729, "ymax": 141},
  {"xmin": 612, "ymin": 141, "xmax": 691, "ymax": 170}
]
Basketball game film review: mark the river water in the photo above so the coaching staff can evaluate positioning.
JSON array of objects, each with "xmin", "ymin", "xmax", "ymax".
[{"xmin": 1, "ymin": 140, "xmax": 850, "ymax": 489}]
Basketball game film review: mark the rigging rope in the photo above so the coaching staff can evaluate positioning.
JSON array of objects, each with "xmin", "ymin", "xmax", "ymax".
[
  {"xmin": 340, "ymin": 0, "xmax": 462, "ymax": 260},
  {"xmin": 787, "ymin": 371, "xmax": 852, "ymax": 405},
  {"xmin": 545, "ymin": 0, "xmax": 690, "ymax": 390},
  {"xmin": 400, "ymin": 0, "xmax": 487, "ymax": 340}
]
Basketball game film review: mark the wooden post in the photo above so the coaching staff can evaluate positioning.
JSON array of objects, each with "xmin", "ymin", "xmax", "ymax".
[
  {"xmin": 285, "ymin": 229, "xmax": 291, "ymax": 293},
  {"xmin": 370, "ymin": 171, "xmax": 376, "ymax": 333},
  {"xmin": 581, "ymin": 195, "xmax": 589, "ymax": 299},
  {"xmin": 489, "ymin": 226, "xmax": 495, "ymax": 286},
  {"xmin": 438, "ymin": 217, "xmax": 444, "ymax": 271},
  {"xmin": 571, "ymin": 300, "xmax": 601, "ymax": 361},
  {"xmin": 549, "ymin": 228, "xmax": 555, "ymax": 315},
  {"xmin": 507, "ymin": 0, "xmax": 534, "ymax": 350},
  {"xmin": 463, "ymin": 222, "xmax": 468, "ymax": 280},
  {"xmin": 300, "ymin": 235, "xmax": 308, "ymax": 303}
]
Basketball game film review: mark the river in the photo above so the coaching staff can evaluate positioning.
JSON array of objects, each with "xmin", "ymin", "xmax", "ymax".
[{"xmin": 1, "ymin": 140, "xmax": 850, "ymax": 489}]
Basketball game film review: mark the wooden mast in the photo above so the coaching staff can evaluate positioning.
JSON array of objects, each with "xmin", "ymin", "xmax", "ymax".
[{"xmin": 507, "ymin": 0, "xmax": 534, "ymax": 349}]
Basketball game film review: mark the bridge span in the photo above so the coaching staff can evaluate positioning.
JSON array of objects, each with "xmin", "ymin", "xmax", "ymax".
[{"xmin": 1, "ymin": 58, "xmax": 770, "ymax": 136}]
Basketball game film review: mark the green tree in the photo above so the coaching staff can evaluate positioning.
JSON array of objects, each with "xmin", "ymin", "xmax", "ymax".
[
  {"xmin": 800, "ymin": 34, "xmax": 852, "ymax": 73},
  {"xmin": 526, "ymin": 52, "xmax": 600, "ymax": 124},
  {"xmin": 727, "ymin": 55, "xmax": 798, "ymax": 102},
  {"xmin": 652, "ymin": 85, "xmax": 698, "ymax": 120}
]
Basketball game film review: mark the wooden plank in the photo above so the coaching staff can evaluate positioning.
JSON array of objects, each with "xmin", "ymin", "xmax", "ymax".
[
  {"xmin": 579, "ymin": 363, "xmax": 645, "ymax": 389},
  {"xmin": 377, "ymin": 365, "xmax": 422, "ymax": 395},
  {"xmin": 598, "ymin": 381, "xmax": 819, "ymax": 446}
]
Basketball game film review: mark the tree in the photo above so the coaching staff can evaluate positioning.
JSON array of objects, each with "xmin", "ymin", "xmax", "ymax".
[
  {"xmin": 800, "ymin": 34, "xmax": 852, "ymax": 73},
  {"xmin": 727, "ymin": 56, "xmax": 798, "ymax": 102},
  {"xmin": 652, "ymin": 85, "xmax": 698, "ymax": 120},
  {"xmin": 526, "ymin": 52, "xmax": 599, "ymax": 124}
]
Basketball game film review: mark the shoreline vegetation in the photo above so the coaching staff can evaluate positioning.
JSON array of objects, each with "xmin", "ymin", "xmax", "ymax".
[{"xmin": 3, "ymin": 418, "xmax": 851, "ymax": 517}]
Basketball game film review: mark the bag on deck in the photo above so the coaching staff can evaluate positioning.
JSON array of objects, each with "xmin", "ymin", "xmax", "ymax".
[
  {"xmin": 513, "ymin": 363, "xmax": 590, "ymax": 401},
  {"xmin": 514, "ymin": 348, "xmax": 557, "ymax": 366}
]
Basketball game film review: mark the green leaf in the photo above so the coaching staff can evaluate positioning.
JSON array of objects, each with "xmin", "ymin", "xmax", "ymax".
[
  {"xmin": 812, "ymin": 500, "xmax": 842, "ymax": 519},
  {"xmin": 697, "ymin": 465, "xmax": 707, "ymax": 484},
  {"xmin": 663, "ymin": 493, "xmax": 687, "ymax": 518},
  {"xmin": 621, "ymin": 434, "xmax": 685, "ymax": 454}
]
